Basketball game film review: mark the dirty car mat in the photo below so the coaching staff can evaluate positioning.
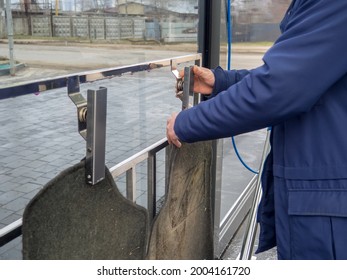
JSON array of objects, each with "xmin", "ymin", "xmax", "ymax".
[
  {"xmin": 147, "ymin": 141, "xmax": 214, "ymax": 260},
  {"xmin": 22, "ymin": 160, "xmax": 148, "ymax": 260}
]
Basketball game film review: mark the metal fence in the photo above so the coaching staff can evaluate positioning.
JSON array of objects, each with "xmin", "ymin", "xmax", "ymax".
[{"xmin": 2, "ymin": 14, "xmax": 197, "ymax": 42}]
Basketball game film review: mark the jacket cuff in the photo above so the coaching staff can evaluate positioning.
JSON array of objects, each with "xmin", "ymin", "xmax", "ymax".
[{"xmin": 211, "ymin": 66, "xmax": 250, "ymax": 98}]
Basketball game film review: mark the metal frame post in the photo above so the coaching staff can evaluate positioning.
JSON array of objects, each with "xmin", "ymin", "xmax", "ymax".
[
  {"xmin": 5, "ymin": 0, "xmax": 15, "ymax": 76},
  {"xmin": 198, "ymin": 0, "xmax": 221, "ymax": 69},
  {"xmin": 239, "ymin": 129, "xmax": 271, "ymax": 260},
  {"xmin": 85, "ymin": 87, "xmax": 107, "ymax": 185}
]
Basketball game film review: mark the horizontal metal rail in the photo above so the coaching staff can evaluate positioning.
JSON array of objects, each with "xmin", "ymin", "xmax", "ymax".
[
  {"xmin": 0, "ymin": 53, "xmax": 202, "ymax": 100},
  {"xmin": 110, "ymin": 138, "xmax": 169, "ymax": 220},
  {"xmin": 110, "ymin": 138, "xmax": 168, "ymax": 178},
  {"xmin": 0, "ymin": 219, "xmax": 22, "ymax": 247}
]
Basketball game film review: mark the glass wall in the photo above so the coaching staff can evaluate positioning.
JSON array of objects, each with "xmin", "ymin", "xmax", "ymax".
[{"xmin": 216, "ymin": 0, "xmax": 291, "ymax": 258}]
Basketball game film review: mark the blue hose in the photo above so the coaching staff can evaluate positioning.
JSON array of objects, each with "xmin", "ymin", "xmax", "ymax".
[
  {"xmin": 226, "ymin": 0, "xmax": 259, "ymax": 175},
  {"xmin": 227, "ymin": 0, "xmax": 232, "ymax": 70}
]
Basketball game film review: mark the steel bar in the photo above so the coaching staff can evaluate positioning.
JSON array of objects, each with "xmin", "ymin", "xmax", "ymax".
[
  {"xmin": 147, "ymin": 153, "xmax": 157, "ymax": 220},
  {"xmin": 0, "ymin": 54, "xmax": 202, "ymax": 100},
  {"xmin": 0, "ymin": 218, "xmax": 22, "ymax": 247},
  {"xmin": 110, "ymin": 138, "xmax": 168, "ymax": 178},
  {"xmin": 85, "ymin": 87, "xmax": 107, "ymax": 185},
  {"xmin": 5, "ymin": 0, "xmax": 15, "ymax": 76},
  {"xmin": 239, "ymin": 129, "xmax": 271, "ymax": 260},
  {"xmin": 126, "ymin": 168, "xmax": 136, "ymax": 202},
  {"xmin": 182, "ymin": 66, "xmax": 194, "ymax": 110}
]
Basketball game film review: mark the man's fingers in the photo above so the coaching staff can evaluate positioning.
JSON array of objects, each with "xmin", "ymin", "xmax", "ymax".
[
  {"xmin": 166, "ymin": 112, "xmax": 182, "ymax": 148},
  {"xmin": 173, "ymin": 139, "xmax": 182, "ymax": 148}
]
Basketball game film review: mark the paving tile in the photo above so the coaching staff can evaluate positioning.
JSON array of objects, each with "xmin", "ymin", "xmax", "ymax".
[
  {"xmin": 0, "ymin": 243, "xmax": 22, "ymax": 260},
  {"xmin": 4, "ymin": 159, "xmax": 32, "ymax": 169},
  {"xmin": 5, "ymin": 166, "xmax": 34, "ymax": 177},
  {"xmin": 3, "ymin": 197, "xmax": 31, "ymax": 212},
  {"xmin": 15, "ymin": 208, "xmax": 26, "ymax": 216},
  {"xmin": 39, "ymin": 154, "xmax": 64, "ymax": 162},
  {"xmin": 21, "ymin": 154, "xmax": 43, "ymax": 162},
  {"xmin": 14, "ymin": 183, "xmax": 41, "ymax": 194},
  {"xmin": 0, "ymin": 174, "xmax": 13, "ymax": 184},
  {"xmin": 0, "ymin": 155, "xmax": 22, "ymax": 164},
  {"xmin": 33, "ymin": 164, "xmax": 58, "ymax": 173},
  {"xmin": 22, "ymin": 189, "xmax": 40, "ymax": 200},
  {"xmin": 0, "ymin": 213, "xmax": 22, "ymax": 225},
  {"xmin": 21, "ymin": 170, "xmax": 45, "ymax": 180},
  {"xmin": 7, "ymin": 176, "xmax": 32, "ymax": 185},
  {"xmin": 30, "ymin": 177, "xmax": 50, "ymax": 186},
  {"xmin": 25, "ymin": 160, "xmax": 47, "ymax": 169},
  {"xmin": 0, "ymin": 191, "xmax": 24, "ymax": 206},
  {"xmin": 0, "ymin": 208, "xmax": 13, "ymax": 221},
  {"xmin": 0, "ymin": 167, "xmax": 11, "ymax": 175},
  {"xmin": 0, "ymin": 181, "xmax": 21, "ymax": 192}
]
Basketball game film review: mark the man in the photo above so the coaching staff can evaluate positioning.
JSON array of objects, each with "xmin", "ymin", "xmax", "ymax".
[{"xmin": 166, "ymin": 0, "xmax": 347, "ymax": 259}]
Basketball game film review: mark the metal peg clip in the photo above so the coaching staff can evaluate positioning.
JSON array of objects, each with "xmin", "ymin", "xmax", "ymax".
[{"xmin": 67, "ymin": 76, "xmax": 107, "ymax": 185}]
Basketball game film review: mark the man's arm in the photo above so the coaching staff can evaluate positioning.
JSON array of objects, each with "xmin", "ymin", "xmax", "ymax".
[{"xmin": 174, "ymin": 0, "xmax": 347, "ymax": 143}]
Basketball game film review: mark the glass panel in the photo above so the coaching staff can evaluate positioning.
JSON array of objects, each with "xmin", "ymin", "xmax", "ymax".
[
  {"xmin": 0, "ymin": 0, "xmax": 198, "ymax": 86},
  {"xmin": 218, "ymin": 0, "xmax": 291, "ymax": 220}
]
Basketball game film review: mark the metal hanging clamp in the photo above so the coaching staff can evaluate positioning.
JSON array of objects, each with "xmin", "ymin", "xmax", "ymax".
[
  {"xmin": 181, "ymin": 66, "xmax": 194, "ymax": 110},
  {"xmin": 67, "ymin": 76, "xmax": 107, "ymax": 185},
  {"xmin": 171, "ymin": 59, "xmax": 195, "ymax": 110}
]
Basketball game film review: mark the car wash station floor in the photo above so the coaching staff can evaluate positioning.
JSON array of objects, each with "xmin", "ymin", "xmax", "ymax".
[{"xmin": 0, "ymin": 42, "xmax": 276, "ymax": 260}]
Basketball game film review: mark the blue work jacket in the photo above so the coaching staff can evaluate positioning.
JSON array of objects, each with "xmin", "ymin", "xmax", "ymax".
[{"xmin": 174, "ymin": 0, "xmax": 347, "ymax": 253}]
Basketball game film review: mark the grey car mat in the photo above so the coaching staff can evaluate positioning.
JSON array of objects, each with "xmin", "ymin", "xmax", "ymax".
[
  {"xmin": 147, "ymin": 141, "xmax": 214, "ymax": 260},
  {"xmin": 22, "ymin": 160, "xmax": 148, "ymax": 260}
]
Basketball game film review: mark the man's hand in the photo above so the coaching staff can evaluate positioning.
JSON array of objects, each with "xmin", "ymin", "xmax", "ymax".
[
  {"xmin": 166, "ymin": 112, "xmax": 182, "ymax": 148},
  {"xmin": 179, "ymin": 65, "xmax": 215, "ymax": 95}
]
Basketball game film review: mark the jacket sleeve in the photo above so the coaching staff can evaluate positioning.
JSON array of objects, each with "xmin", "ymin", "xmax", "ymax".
[
  {"xmin": 175, "ymin": 0, "xmax": 347, "ymax": 143},
  {"xmin": 211, "ymin": 67, "xmax": 250, "ymax": 96}
]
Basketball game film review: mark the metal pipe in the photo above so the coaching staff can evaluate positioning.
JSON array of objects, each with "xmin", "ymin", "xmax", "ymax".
[
  {"xmin": 147, "ymin": 153, "xmax": 157, "ymax": 220},
  {"xmin": 5, "ymin": 0, "xmax": 15, "ymax": 76},
  {"xmin": 109, "ymin": 138, "xmax": 168, "ymax": 177},
  {"xmin": 0, "ymin": 218, "xmax": 22, "ymax": 247},
  {"xmin": 0, "ymin": 53, "xmax": 202, "ymax": 100},
  {"xmin": 239, "ymin": 129, "xmax": 271, "ymax": 260}
]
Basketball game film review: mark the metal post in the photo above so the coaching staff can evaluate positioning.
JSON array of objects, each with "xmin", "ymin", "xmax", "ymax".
[
  {"xmin": 85, "ymin": 87, "xmax": 107, "ymax": 185},
  {"xmin": 126, "ymin": 167, "xmax": 136, "ymax": 202},
  {"xmin": 55, "ymin": 0, "xmax": 59, "ymax": 16},
  {"xmin": 198, "ymin": 0, "xmax": 221, "ymax": 69},
  {"xmin": 147, "ymin": 153, "xmax": 157, "ymax": 221},
  {"xmin": 5, "ymin": 0, "xmax": 15, "ymax": 76},
  {"xmin": 239, "ymin": 129, "xmax": 271, "ymax": 260},
  {"xmin": 182, "ymin": 66, "xmax": 194, "ymax": 110},
  {"xmin": 198, "ymin": 0, "xmax": 222, "ymax": 259}
]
